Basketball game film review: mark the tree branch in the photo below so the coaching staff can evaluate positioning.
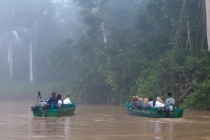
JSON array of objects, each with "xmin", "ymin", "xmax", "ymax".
[{"xmin": 179, "ymin": 86, "xmax": 192, "ymax": 101}]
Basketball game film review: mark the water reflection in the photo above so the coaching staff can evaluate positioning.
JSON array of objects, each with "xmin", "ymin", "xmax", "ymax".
[
  {"xmin": 0, "ymin": 101, "xmax": 210, "ymax": 140},
  {"xmin": 148, "ymin": 119, "xmax": 174, "ymax": 140},
  {"xmin": 64, "ymin": 117, "xmax": 70, "ymax": 136},
  {"xmin": 151, "ymin": 120, "xmax": 159, "ymax": 133},
  {"xmin": 31, "ymin": 117, "xmax": 72, "ymax": 139}
]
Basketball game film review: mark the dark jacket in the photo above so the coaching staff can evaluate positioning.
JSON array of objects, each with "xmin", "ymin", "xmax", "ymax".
[{"xmin": 47, "ymin": 97, "xmax": 58, "ymax": 108}]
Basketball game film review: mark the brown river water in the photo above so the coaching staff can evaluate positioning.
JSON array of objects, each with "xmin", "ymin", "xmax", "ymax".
[{"xmin": 0, "ymin": 101, "xmax": 210, "ymax": 140}]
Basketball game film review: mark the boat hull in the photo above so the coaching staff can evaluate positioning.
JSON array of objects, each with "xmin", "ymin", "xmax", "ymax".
[
  {"xmin": 126, "ymin": 102, "xmax": 184, "ymax": 118},
  {"xmin": 31, "ymin": 104, "xmax": 76, "ymax": 117}
]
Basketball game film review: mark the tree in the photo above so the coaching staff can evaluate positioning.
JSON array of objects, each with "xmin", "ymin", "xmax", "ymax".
[
  {"xmin": 206, "ymin": 0, "xmax": 210, "ymax": 50},
  {"xmin": 0, "ymin": 0, "xmax": 23, "ymax": 81},
  {"xmin": 17, "ymin": 0, "xmax": 58, "ymax": 83},
  {"xmin": 50, "ymin": 0, "xmax": 210, "ymax": 108}
]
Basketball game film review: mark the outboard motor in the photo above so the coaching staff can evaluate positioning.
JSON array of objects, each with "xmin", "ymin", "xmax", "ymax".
[
  {"xmin": 167, "ymin": 104, "xmax": 174, "ymax": 118},
  {"xmin": 39, "ymin": 100, "xmax": 49, "ymax": 117},
  {"xmin": 31, "ymin": 106, "xmax": 38, "ymax": 113}
]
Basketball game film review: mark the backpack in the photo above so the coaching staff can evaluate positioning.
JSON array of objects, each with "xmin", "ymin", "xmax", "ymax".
[{"xmin": 50, "ymin": 101, "xmax": 58, "ymax": 109}]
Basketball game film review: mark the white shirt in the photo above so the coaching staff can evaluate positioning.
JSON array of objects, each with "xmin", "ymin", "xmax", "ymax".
[
  {"xmin": 155, "ymin": 101, "xmax": 165, "ymax": 108},
  {"xmin": 148, "ymin": 101, "xmax": 154, "ymax": 107},
  {"xmin": 58, "ymin": 100, "xmax": 62, "ymax": 104},
  {"xmin": 63, "ymin": 98, "xmax": 71, "ymax": 104}
]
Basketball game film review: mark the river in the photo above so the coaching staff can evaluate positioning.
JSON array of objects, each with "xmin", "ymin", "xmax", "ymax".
[{"xmin": 0, "ymin": 101, "xmax": 210, "ymax": 140}]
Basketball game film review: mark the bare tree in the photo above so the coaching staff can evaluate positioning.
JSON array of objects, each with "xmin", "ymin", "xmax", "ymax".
[
  {"xmin": 29, "ymin": 38, "xmax": 33, "ymax": 83},
  {"xmin": 7, "ymin": 32, "xmax": 13, "ymax": 80},
  {"xmin": 206, "ymin": 0, "xmax": 210, "ymax": 50}
]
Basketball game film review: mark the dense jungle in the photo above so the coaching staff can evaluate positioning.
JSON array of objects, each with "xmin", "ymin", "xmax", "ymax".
[{"xmin": 0, "ymin": 0, "xmax": 210, "ymax": 109}]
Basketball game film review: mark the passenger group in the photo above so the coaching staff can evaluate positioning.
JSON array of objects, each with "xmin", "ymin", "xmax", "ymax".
[
  {"xmin": 47, "ymin": 92, "xmax": 72, "ymax": 109},
  {"xmin": 131, "ymin": 92, "xmax": 175, "ymax": 110}
]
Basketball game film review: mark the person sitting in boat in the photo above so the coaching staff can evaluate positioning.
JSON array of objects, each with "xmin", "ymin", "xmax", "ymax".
[
  {"xmin": 131, "ymin": 96, "xmax": 143, "ymax": 108},
  {"xmin": 131, "ymin": 96, "xmax": 137, "ymax": 108},
  {"xmin": 57, "ymin": 94, "xmax": 63, "ymax": 108},
  {"xmin": 148, "ymin": 97, "xmax": 155, "ymax": 107},
  {"xmin": 165, "ymin": 92, "xmax": 175, "ymax": 118},
  {"xmin": 63, "ymin": 95, "xmax": 72, "ymax": 104},
  {"xmin": 47, "ymin": 92, "xmax": 58, "ymax": 109},
  {"xmin": 165, "ymin": 92, "xmax": 175, "ymax": 106},
  {"xmin": 155, "ymin": 97, "xmax": 165, "ymax": 108},
  {"xmin": 135, "ymin": 96, "xmax": 144, "ymax": 108},
  {"xmin": 142, "ymin": 98, "xmax": 151, "ymax": 110}
]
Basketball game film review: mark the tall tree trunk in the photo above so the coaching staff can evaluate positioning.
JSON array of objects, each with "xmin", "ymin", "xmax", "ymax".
[
  {"xmin": 174, "ymin": 0, "xmax": 187, "ymax": 48},
  {"xmin": 7, "ymin": 32, "xmax": 13, "ymax": 80},
  {"xmin": 0, "ymin": 35, "xmax": 3, "ymax": 68},
  {"xmin": 94, "ymin": 0, "xmax": 109, "ymax": 64},
  {"xmin": 7, "ymin": 39, "xmax": 13, "ymax": 80},
  {"xmin": 101, "ymin": 22, "xmax": 107, "ymax": 48},
  {"xmin": 7, "ymin": 46, "xmax": 10, "ymax": 63},
  {"xmin": 206, "ymin": 0, "xmax": 210, "ymax": 50},
  {"xmin": 186, "ymin": 18, "xmax": 192, "ymax": 50},
  {"xmin": 94, "ymin": 0, "xmax": 108, "ymax": 47},
  {"xmin": 101, "ymin": 21, "xmax": 110, "ymax": 64},
  {"xmin": 30, "ymin": 39, "xmax": 33, "ymax": 83},
  {"xmin": 9, "ymin": 40, "xmax": 12, "ymax": 80}
]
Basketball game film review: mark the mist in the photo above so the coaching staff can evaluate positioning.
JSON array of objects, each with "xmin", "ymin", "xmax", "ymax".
[
  {"xmin": 0, "ymin": 0, "xmax": 209, "ymax": 109},
  {"xmin": 0, "ymin": 0, "xmax": 85, "ymax": 100}
]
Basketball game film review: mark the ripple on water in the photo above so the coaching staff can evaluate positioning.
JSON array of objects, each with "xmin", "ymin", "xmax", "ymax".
[{"xmin": 0, "ymin": 101, "xmax": 210, "ymax": 140}]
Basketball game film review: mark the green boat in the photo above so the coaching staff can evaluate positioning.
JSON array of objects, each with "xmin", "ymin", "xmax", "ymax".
[
  {"xmin": 31, "ymin": 92, "xmax": 76, "ymax": 117},
  {"xmin": 126, "ymin": 102, "xmax": 184, "ymax": 118},
  {"xmin": 31, "ymin": 103, "xmax": 76, "ymax": 117}
]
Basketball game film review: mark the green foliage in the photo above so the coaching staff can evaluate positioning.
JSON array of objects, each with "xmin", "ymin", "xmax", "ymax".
[
  {"xmin": 71, "ymin": 70, "xmax": 112, "ymax": 104},
  {"xmin": 49, "ymin": 0, "xmax": 209, "ymax": 109},
  {"xmin": 51, "ymin": 39, "xmax": 74, "ymax": 72},
  {"xmin": 134, "ymin": 0, "xmax": 208, "ymax": 109},
  {"xmin": 182, "ymin": 80, "xmax": 210, "ymax": 109},
  {"xmin": 181, "ymin": 51, "xmax": 210, "ymax": 109}
]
